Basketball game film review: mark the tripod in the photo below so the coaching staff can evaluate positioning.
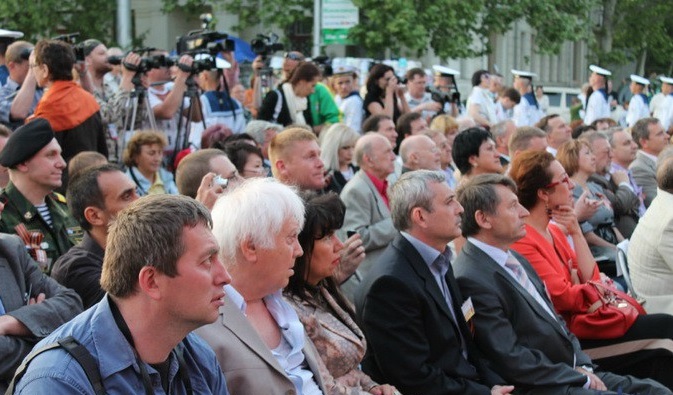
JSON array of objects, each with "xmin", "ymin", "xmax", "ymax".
[
  {"xmin": 172, "ymin": 73, "xmax": 206, "ymax": 169},
  {"xmin": 118, "ymin": 72, "xmax": 158, "ymax": 161}
]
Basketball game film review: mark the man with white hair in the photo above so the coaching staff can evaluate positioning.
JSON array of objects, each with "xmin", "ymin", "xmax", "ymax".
[{"xmin": 196, "ymin": 177, "xmax": 329, "ymax": 394}]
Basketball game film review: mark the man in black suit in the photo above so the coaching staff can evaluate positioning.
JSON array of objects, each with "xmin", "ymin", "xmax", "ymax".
[
  {"xmin": 453, "ymin": 173, "xmax": 671, "ymax": 395},
  {"xmin": 355, "ymin": 170, "xmax": 514, "ymax": 395}
]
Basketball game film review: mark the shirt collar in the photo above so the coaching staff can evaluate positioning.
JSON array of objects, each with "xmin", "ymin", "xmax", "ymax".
[
  {"xmin": 400, "ymin": 231, "xmax": 449, "ymax": 267},
  {"xmin": 467, "ymin": 237, "xmax": 509, "ymax": 268},
  {"xmin": 364, "ymin": 170, "xmax": 388, "ymax": 197}
]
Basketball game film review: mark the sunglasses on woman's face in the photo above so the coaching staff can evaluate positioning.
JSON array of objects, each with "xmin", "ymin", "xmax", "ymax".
[{"xmin": 284, "ymin": 52, "xmax": 304, "ymax": 61}]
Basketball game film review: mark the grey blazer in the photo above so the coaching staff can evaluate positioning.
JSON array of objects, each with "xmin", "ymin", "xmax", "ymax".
[
  {"xmin": 195, "ymin": 295, "xmax": 328, "ymax": 395},
  {"xmin": 338, "ymin": 170, "xmax": 396, "ymax": 299},
  {"xmin": 0, "ymin": 233, "xmax": 82, "ymax": 390},
  {"xmin": 629, "ymin": 150, "xmax": 658, "ymax": 207}
]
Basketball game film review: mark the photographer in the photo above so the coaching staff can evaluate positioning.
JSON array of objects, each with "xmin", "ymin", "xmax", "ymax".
[
  {"xmin": 109, "ymin": 51, "xmax": 201, "ymax": 161},
  {"xmin": 198, "ymin": 68, "xmax": 245, "ymax": 134},
  {"xmin": 432, "ymin": 65, "xmax": 462, "ymax": 118},
  {"xmin": 404, "ymin": 67, "xmax": 441, "ymax": 122},
  {"xmin": 0, "ymin": 40, "xmax": 42, "ymax": 130}
]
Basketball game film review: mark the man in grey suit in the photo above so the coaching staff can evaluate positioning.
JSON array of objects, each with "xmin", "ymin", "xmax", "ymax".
[
  {"xmin": 454, "ymin": 174, "xmax": 671, "ymax": 394},
  {"xmin": 339, "ymin": 132, "xmax": 398, "ymax": 299},
  {"xmin": 630, "ymin": 117, "xmax": 669, "ymax": 207},
  {"xmin": 0, "ymin": 210, "xmax": 82, "ymax": 391},
  {"xmin": 356, "ymin": 170, "xmax": 513, "ymax": 395}
]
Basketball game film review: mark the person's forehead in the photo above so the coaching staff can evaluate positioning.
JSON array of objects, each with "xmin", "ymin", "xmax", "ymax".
[{"xmin": 99, "ymin": 171, "xmax": 134, "ymax": 195}]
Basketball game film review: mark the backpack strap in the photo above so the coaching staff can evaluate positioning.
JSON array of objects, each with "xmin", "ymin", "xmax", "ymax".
[{"xmin": 6, "ymin": 336, "xmax": 106, "ymax": 395}]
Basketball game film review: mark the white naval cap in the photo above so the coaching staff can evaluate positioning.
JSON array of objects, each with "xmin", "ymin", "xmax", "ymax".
[
  {"xmin": 511, "ymin": 69, "xmax": 537, "ymax": 79},
  {"xmin": 589, "ymin": 64, "xmax": 612, "ymax": 76},
  {"xmin": 0, "ymin": 29, "xmax": 23, "ymax": 39},
  {"xmin": 332, "ymin": 65, "xmax": 357, "ymax": 76},
  {"xmin": 433, "ymin": 65, "xmax": 460, "ymax": 77},
  {"xmin": 660, "ymin": 76, "xmax": 673, "ymax": 85},
  {"xmin": 630, "ymin": 74, "xmax": 650, "ymax": 85}
]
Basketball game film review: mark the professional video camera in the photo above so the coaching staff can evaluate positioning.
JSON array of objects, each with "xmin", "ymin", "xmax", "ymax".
[
  {"xmin": 426, "ymin": 86, "xmax": 461, "ymax": 106},
  {"xmin": 109, "ymin": 47, "xmax": 177, "ymax": 74},
  {"xmin": 53, "ymin": 32, "xmax": 85, "ymax": 62},
  {"xmin": 175, "ymin": 20, "xmax": 235, "ymax": 74},
  {"xmin": 250, "ymin": 33, "xmax": 284, "ymax": 59}
]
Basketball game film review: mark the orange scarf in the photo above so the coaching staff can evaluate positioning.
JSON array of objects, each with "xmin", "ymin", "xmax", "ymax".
[{"xmin": 30, "ymin": 80, "xmax": 100, "ymax": 132}]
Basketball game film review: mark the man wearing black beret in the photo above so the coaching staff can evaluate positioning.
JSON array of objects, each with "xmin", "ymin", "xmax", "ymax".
[{"xmin": 0, "ymin": 118, "xmax": 82, "ymax": 273}]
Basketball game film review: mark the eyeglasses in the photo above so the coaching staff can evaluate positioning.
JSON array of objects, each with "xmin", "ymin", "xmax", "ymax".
[
  {"xmin": 544, "ymin": 175, "xmax": 571, "ymax": 189},
  {"xmin": 284, "ymin": 52, "xmax": 304, "ymax": 61}
]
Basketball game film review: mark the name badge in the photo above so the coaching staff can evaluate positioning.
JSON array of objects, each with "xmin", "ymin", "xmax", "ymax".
[{"xmin": 462, "ymin": 297, "xmax": 475, "ymax": 323}]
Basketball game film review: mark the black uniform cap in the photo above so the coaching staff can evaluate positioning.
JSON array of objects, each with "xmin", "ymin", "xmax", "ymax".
[{"xmin": 0, "ymin": 118, "xmax": 55, "ymax": 167}]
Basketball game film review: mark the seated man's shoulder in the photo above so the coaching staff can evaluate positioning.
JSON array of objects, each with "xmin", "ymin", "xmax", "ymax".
[{"xmin": 51, "ymin": 244, "xmax": 100, "ymax": 282}]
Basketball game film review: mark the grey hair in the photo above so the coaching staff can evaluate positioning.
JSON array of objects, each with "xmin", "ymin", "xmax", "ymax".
[
  {"xmin": 390, "ymin": 170, "xmax": 446, "ymax": 231},
  {"xmin": 319, "ymin": 123, "xmax": 360, "ymax": 171},
  {"xmin": 245, "ymin": 120, "xmax": 283, "ymax": 145},
  {"xmin": 605, "ymin": 126, "xmax": 626, "ymax": 147},
  {"xmin": 211, "ymin": 177, "xmax": 305, "ymax": 264},
  {"xmin": 581, "ymin": 130, "xmax": 609, "ymax": 145},
  {"xmin": 491, "ymin": 120, "xmax": 514, "ymax": 139},
  {"xmin": 456, "ymin": 174, "xmax": 517, "ymax": 237}
]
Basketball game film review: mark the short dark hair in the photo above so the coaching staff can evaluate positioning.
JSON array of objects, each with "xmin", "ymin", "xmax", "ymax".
[
  {"xmin": 657, "ymin": 155, "xmax": 673, "ymax": 193},
  {"xmin": 456, "ymin": 174, "xmax": 517, "ymax": 237},
  {"xmin": 535, "ymin": 114, "xmax": 561, "ymax": 134},
  {"xmin": 452, "ymin": 127, "xmax": 493, "ymax": 175},
  {"xmin": 632, "ymin": 117, "xmax": 660, "ymax": 149},
  {"xmin": 471, "ymin": 70, "xmax": 489, "ymax": 87},
  {"xmin": 396, "ymin": 112, "xmax": 422, "ymax": 138},
  {"xmin": 175, "ymin": 149, "xmax": 227, "ymax": 198},
  {"xmin": 501, "ymin": 87, "xmax": 521, "ymax": 104},
  {"xmin": 405, "ymin": 67, "xmax": 426, "ymax": 82},
  {"xmin": 67, "ymin": 163, "xmax": 123, "ymax": 231},
  {"xmin": 289, "ymin": 62, "xmax": 321, "ymax": 85},
  {"xmin": 34, "ymin": 40, "xmax": 75, "ymax": 81},
  {"xmin": 223, "ymin": 141, "xmax": 263, "ymax": 174},
  {"xmin": 362, "ymin": 114, "xmax": 391, "ymax": 133}
]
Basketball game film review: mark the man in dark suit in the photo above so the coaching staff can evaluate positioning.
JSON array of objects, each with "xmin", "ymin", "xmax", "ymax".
[
  {"xmin": 453, "ymin": 173, "xmax": 671, "ymax": 395},
  {"xmin": 355, "ymin": 170, "xmax": 513, "ymax": 395}
]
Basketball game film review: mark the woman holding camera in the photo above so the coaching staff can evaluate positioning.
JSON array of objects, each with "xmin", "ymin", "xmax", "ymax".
[
  {"xmin": 363, "ymin": 64, "xmax": 409, "ymax": 125},
  {"xmin": 258, "ymin": 62, "xmax": 320, "ymax": 127}
]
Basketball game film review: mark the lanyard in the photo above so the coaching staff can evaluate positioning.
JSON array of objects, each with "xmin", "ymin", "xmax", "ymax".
[{"xmin": 109, "ymin": 298, "xmax": 193, "ymax": 395}]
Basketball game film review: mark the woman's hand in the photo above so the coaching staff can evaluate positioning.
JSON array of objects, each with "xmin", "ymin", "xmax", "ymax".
[
  {"xmin": 386, "ymin": 75, "xmax": 398, "ymax": 93},
  {"xmin": 369, "ymin": 384, "xmax": 398, "ymax": 395},
  {"xmin": 550, "ymin": 204, "xmax": 582, "ymax": 236}
]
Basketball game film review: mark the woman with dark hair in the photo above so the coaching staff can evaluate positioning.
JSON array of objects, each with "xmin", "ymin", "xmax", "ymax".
[
  {"xmin": 285, "ymin": 192, "xmax": 397, "ymax": 395},
  {"xmin": 452, "ymin": 127, "xmax": 502, "ymax": 180},
  {"xmin": 223, "ymin": 140, "xmax": 266, "ymax": 178},
  {"xmin": 258, "ymin": 62, "xmax": 321, "ymax": 127},
  {"xmin": 363, "ymin": 64, "xmax": 409, "ymax": 124},
  {"xmin": 508, "ymin": 150, "xmax": 673, "ymax": 386},
  {"xmin": 557, "ymin": 139, "xmax": 622, "ymax": 265}
]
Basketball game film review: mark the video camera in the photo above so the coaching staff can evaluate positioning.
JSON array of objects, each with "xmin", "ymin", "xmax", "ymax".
[
  {"xmin": 250, "ymin": 33, "xmax": 284, "ymax": 59},
  {"xmin": 176, "ymin": 28, "xmax": 234, "ymax": 74},
  {"xmin": 426, "ymin": 86, "xmax": 460, "ymax": 106},
  {"xmin": 52, "ymin": 32, "xmax": 85, "ymax": 62},
  {"xmin": 109, "ymin": 47, "xmax": 178, "ymax": 74}
]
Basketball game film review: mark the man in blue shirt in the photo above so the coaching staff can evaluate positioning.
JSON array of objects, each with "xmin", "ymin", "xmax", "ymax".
[{"xmin": 11, "ymin": 194, "xmax": 232, "ymax": 394}]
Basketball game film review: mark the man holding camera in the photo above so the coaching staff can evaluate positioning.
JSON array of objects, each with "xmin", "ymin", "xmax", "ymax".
[
  {"xmin": 111, "ymin": 51, "xmax": 199, "ymax": 163},
  {"xmin": 404, "ymin": 67, "xmax": 442, "ymax": 122},
  {"xmin": 0, "ymin": 40, "xmax": 42, "ymax": 130}
]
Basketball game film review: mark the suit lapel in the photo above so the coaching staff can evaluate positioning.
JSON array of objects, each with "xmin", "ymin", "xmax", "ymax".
[
  {"xmin": 219, "ymin": 297, "xmax": 288, "ymax": 377},
  {"xmin": 358, "ymin": 170, "xmax": 390, "ymax": 218},
  {"xmin": 394, "ymin": 236, "xmax": 460, "ymax": 329},
  {"xmin": 463, "ymin": 242, "xmax": 569, "ymax": 339}
]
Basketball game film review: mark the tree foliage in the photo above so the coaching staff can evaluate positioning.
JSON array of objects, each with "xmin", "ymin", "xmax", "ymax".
[
  {"xmin": 593, "ymin": 0, "xmax": 673, "ymax": 74},
  {"xmin": 0, "ymin": 0, "xmax": 115, "ymax": 44},
  {"xmin": 160, "ymin": 0, "xmax": 595, "ymax": 59}
]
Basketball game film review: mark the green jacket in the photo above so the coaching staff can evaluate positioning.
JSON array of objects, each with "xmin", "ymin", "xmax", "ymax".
[
  {"xmin": 309, "ymin": 83, "xmax": 340, "ymax": 127},
  {"xmin": 0, "ymin": 182, "xmax": 82, "ymax": 273}
]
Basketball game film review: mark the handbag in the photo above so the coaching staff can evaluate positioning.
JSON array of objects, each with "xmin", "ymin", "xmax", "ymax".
[{"xmin": 569, "ymin": 280, "xmax": 646, "ymax": 340}]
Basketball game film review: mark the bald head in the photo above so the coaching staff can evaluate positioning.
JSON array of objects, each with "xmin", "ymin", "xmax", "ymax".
[
  {"xmin": 355, "ymin": 132, "xmax": 395, "ymax": 179},
  {"xmin": 399, "ymin": 135, "xmax": 441, "ymax": 171}
]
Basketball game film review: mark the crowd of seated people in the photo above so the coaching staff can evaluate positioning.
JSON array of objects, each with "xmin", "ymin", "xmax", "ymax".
[{"xmin": 4, "ymin": 29, "xmax": 673, "ymax": 395}]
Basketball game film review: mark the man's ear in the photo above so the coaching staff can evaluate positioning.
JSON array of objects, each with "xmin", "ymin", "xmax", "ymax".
[
  {"xmin": 138, "ymin": 266, "xmax": 162, "ymax": 300},
  {"xmin": 83, "ymin": 206, "xmax": 106, "ymax": 227},
  {"xmin": 474, "ymin": 209, "xmax": 492, "ymax": 230},
  {"xmin": 239, "ymin": 237, "xmax": 257, "ymax": 263}
]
